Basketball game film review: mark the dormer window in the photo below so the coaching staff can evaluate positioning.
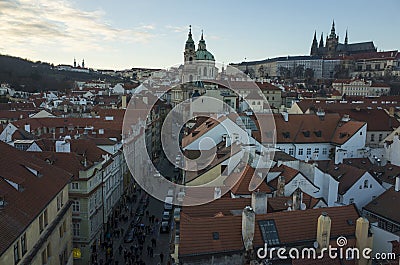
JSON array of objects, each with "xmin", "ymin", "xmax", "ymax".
[{"xmin": 364, "ymin": 180, "xmax": 369, "ymax": 188}]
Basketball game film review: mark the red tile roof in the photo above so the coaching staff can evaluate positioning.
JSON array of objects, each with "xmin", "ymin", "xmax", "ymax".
[
  {"xmin": 0, "ymin": 142, "xmax": 72, "ymax": 256},
  {"xmin": 364, "ymin": 187, "xmax": 400, "ymax": 224},
  {"xmin": 179, "ymin": 204, "xmax": 360, "ymax": 257},
  {"xmin": 225, "ymin": 165, "xmax": 272, "ymax": 195},
  {"xmin": 318, "ymin": 161, "xmax": 367, "ymax": 195},
  {"xmin": 264, "ymin": 113, "xmax": 365, "ymax": 145}
]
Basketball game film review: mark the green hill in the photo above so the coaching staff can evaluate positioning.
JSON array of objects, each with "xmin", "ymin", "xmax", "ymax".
[{"xmin": 0, "ymin": 54, "xmax": 118, "ymax": 92}]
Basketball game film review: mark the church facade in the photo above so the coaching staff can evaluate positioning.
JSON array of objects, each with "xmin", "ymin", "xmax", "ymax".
[
  {"xmin": 310, "ymin": 21, "xmax": 377, "ymax": 58},
  {"xmin": 182, "ymin": 26, "xmax": 218, "ymax": 83}
]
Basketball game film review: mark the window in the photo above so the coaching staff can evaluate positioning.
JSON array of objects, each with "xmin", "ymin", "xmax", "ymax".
[
  {"xmin": 379, "ymin": 134, "xmax": 383, "ymax": 142},
  {"xmin": 298, "ymin": 148, "xmax": 303, "ymax": 156},
  {"xmin": 314, "ymin": 148, "xmax": 319, "ymax": 154},
  {"xmin": 21, "ymin": 234, "xmax": 27, "ymax": 256},
  {"xmin": 364, "ymin": 180, "xmax": 369, "ymax": 188},
  {"xmin": 57, "ymin": 191, "xmax": 64, "ymax": 211},
  {"xmin": 322, "ymin": 148, "xmax": 327, "ymax": 155},
  {"xmin": 349, "ymin": 198, "xmax": 354, "ymax": 204},
  {"xmin": 306, "ymin": 148, "xmax": 311, "ymax": 156},
  {"xmin": 14, "ymin": 242, "xmax": 20, "ymax": 264},
  {"xmin": 289, "ymin": 148, "xmax": 294, "ymax": 156},
  {"xmin": 44, "ymin": 209, "xmax": 48, "ymax": 227},
  {"xmin": 39, "ymin": 209, "xmax": 48, "ymax": 233},
  {"xmin": 41, "ymin": 244, "xmax": 51, "ymax": 265},
  {"xmin": 360, "ymin": 131, "xmax": 363, "ymax": 135},
  {"xmin": 370, "ymin": 134, "xmax": 375, "ymax": 142},
  {"xmin": 72, "ymin": 200, "xmax": 80, "ymax": 212},
  {"xmin": 73, "ymin": 223, "xmax": 80, "ymax": 237},
  {"xmin": 70, "ymin": 182, "xmax": 79, "ymax": 190}
]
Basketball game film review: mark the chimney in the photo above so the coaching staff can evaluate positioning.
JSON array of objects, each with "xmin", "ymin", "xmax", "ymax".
[
  {"xmin": 355, "ymin": 217, "xmax": 373, "ymax": 265},
  {"xmin": 395, "ymin": 177, "xmax": 400, "ymax": 192},
  {"xmin": 334, "ymin": 149, "xmax": 344, "ymax": 165},
  {"xmin": 389, "ymin": 107, "xmax": 395, "ymax": 117},
  {"xmin": 316, "ymin": 212, "xmax": 331, "ymax": 250},
  {"xmin": 242, "ymin": 206, "xmax": 255, "ymax": 251},
  {"xmin": 281, "ymin": 111, "xmax": 289, "ymax": 122},
  {"xmin": 251, "ymin": 190, "xmax": 268, "ymax": 215},
  {"xmin": 121, "ymin": 95, "xmax": 127, "ymax": 109},
  {"xmin": 316, "ymin": 108, "xmax": 325, "ymax": 120},
  {"xmin": 341, "ymin": 114, "xmax": 350, "ymax": 122},
  {"xmin": 292, "ymin": 188, "xmax": 302, "ymax": 211},
  {"xmin": 24, "ymin": 123, "xmax": 30, "ymax": 133},
  {"xmin": 276, "ymin": 176, "xmax": 285, "ymax": 197},
  {"xmin": 214, "ymin": 187, "xmax": 222, "ymax": 199}
]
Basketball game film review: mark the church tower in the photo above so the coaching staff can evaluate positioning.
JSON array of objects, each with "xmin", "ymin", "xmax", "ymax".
[
  {"xmin": 184, "ymin": 25, "xmax": 196, "ymax": 63},
  {"xmin": 326, "ymin": 20, "xmax": 339, "ymax": 57},
  {"xmin": 310, "ymin": 31, "xmax": 318, "ymax": 56},
  {"xmin": 183, "ymin": 25, "xmax": 198, "ymax": 83}
]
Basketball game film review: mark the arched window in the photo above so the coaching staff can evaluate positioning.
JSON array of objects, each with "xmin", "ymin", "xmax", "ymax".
[{"xmin": 203, "ymin": 67, "xmax": 207, "ymax": 77}]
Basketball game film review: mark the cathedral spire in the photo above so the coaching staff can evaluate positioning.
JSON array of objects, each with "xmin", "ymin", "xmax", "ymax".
[
  {"xmin": 201, "ymin": 29, "xmax": 204, "ymax": 40},
  {"xmin": 310, "ymin": 30, "xmax": 318, "ymax": 56},
  {"xmin": 330, "ymin": 19, "xmax": 336, "ymax": 37},
  {"xmin": 345, "ymin": 29, "xmax": 348, "ymax": 45},
  {"xmin": 319, "ymin": 33, "xmax": 324, "ymax": 48}
]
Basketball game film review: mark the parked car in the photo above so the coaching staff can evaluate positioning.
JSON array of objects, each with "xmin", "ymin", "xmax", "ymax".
[
  {"xmin": 173, "ymin": 207, "xmax": 181, "ymax": 222},
  {"xmin": 162, "ymin": 211, "xmax": 170, "ymax": 221},
  {"xmin": 160, "ymin": 221, "xmax": 170, "ymax": 233}
]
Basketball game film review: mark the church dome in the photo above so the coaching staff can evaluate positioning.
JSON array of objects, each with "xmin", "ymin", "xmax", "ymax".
[{"xmin": 196, "ymin": 50, "xmax": 215, "ymax": 61}]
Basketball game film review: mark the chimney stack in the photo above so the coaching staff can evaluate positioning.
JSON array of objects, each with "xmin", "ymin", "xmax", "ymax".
[
  {"xmin": 316, "ymin": 212, "xmax": 331, "ymax": 250},
  {"xmin": 251, "ymin": 190, "xmax": 268, "ymax": 215},
  {"xmin": 395, "ymin": 177, "xmax": 400, "ymax": 192},
  {"xmin": 242, "ymin": 206, "xmax": 255, "ymax": 251},
  {"xmin": 277, "ymin": 176, "xmax": 285, "ymax": 197},
  {"xmin": 292, "ymin": 188, "xmax": 302, "ymax": 211},
  {"xmin": 121, "ymin": 95, "xmax": 127, "ymax": 109},
  {"xmin": 389, "ymin": 107, "xmax": 395, "ymax": 117},
  {"xmin": 355, "ymin": 217, "xmax": 373, "ymax": 265}
]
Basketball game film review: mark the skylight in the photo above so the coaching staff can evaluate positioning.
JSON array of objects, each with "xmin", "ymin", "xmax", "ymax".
[{"xmin": 258, "ymin": 220, "xmax": 280, "ymax": 246}]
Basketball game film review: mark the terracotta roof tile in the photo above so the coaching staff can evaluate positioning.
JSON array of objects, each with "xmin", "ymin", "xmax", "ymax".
[
  {"xmin": 364, "ymin": 187, "xmax": 400, "ymax": 224},
  {"xmin": 0, "ymin": 142, "xmax": 71, "ymax": 255},
  {"xmin": 179, "ymin": 204, "xmax": 360, "ymax": 257}
]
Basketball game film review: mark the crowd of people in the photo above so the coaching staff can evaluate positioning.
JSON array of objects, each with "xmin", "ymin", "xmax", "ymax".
[{"xmin": 90, "ymin": 186, "xmax": 169, "ymax": 265}]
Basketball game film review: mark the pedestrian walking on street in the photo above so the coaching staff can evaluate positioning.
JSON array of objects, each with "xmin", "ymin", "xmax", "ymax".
[
  {"xmin": 151, "ymin": 238, "xmax": 156, "ymax": 248},
  {"xmin": 160, "ymin": 252, "xmax": 164, "ymax": 263}
]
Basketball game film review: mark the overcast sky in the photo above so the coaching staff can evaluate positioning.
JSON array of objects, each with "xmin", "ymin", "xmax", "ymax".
[{"xmin": 1, "ymin": 0, "xmax": 399, "ymax": 70}]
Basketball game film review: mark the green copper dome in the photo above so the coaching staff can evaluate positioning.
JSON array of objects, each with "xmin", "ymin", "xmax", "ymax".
[{"xmin": 196, "ymin": 50, "xmax": 215, "ymax": 61}]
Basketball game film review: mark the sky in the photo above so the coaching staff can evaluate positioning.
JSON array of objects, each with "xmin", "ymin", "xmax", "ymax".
[{"xmin": 1, "ymin": 0, "xmax": 399, "ymax": 70}]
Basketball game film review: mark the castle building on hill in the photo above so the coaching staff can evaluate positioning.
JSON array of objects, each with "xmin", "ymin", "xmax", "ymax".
[{"xmin": 310, "ymin": 20, "xmax": 376, "ymax": 58}]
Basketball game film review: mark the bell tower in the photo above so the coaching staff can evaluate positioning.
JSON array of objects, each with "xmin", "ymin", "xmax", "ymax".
[{"xmin": 184, "ymin": 25, "xmax": 196, "ymax": 63}]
